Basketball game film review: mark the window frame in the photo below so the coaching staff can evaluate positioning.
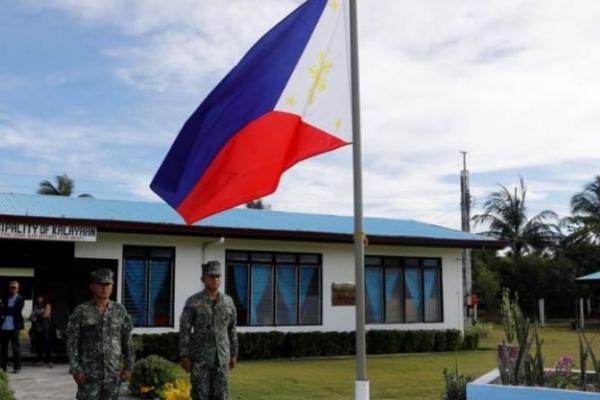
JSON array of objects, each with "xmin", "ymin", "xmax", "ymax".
[
  {"xmin": 225, "ymin": 250, "xmax": 323, "ymax": 327},
  {"xmin": 122, "ymin": 245, "xmax": 176, "ymax": 328},
  {"xmin": 365, "ymin": 256, "xmax": 444, "ymax": 324}
]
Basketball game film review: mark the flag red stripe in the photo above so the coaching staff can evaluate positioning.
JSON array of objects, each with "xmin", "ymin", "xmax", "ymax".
[{"xmin": 177, "ymin": 111, "xmax": 349, "ymax": 223}]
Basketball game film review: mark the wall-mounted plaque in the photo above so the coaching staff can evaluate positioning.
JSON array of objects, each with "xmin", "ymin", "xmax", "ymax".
[{"xmin": 331, "ymin": 283, "xmax": 355, "ymax": 306}]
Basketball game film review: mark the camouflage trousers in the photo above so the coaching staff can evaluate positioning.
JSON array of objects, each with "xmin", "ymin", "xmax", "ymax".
[
  {"xmin": 76, "ymin": 376, "xmax": 121, "ymax": 400},
  {"xmin": 191, "ymin": 362, "xmax": 229, "ymax": 400}
]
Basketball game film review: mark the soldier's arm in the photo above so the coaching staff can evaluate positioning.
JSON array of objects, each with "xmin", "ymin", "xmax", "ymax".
[
  {"xmin": 228, "ymin": 300, "xmax": 238, "ymax": 360},
  {"xmin": 66, "ymin": 309, "xmax": 84, "ymax": 375},
  {"xmin": 121, "ymin": 309, "xmax": 135, "ymax": 372},
  {"xmin": 179, "ymin": 302, "xmax": 193, "ymax": 358}
]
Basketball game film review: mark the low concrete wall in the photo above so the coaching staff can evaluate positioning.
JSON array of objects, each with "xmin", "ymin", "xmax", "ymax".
[{"xmin": 467, "ymin": 369, "xmax": 600, "ymax": 400}]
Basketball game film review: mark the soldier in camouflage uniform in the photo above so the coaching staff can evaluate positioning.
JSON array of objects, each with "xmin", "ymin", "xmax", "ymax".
[
  {"xmin": 179, "ymin": 261, "xmax": 238, "ymax": 400},
  {"xmin": 67, "ymin": 269, "xmax": 134, "ymax": 400}
]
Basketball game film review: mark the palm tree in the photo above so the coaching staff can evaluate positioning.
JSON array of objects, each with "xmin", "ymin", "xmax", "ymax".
[
  {"xmin": 473, "ymin": 178, "xmax": 559, "ymax": 261},
  {"xmin": 37, "ymin": 174, "xmax": 92, "ymax": 198},
  {"xmin": 566, "ymin": 176, "xmax": 600, "ymax": 243}
]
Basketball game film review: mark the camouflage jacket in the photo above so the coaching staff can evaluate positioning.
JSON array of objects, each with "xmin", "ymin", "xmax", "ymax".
[
  {"xmin": 179, "ymin": 291, "xmax": 238, "ymax": 368},
  {"xmin": 66, "ymin": 300, "xmax": 134, "ymax": 379}
]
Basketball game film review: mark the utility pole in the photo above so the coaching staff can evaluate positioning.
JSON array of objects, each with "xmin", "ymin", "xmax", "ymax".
[{"xmin": 460, "ymin": 151, "xmax": 472, "ymax": 328}]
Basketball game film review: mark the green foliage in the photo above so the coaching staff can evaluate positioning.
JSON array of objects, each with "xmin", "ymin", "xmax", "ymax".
[
  {"xmin": 130, "ymin": 355, "xmax": 177, "ymax": 398},
  {"xmin": 462, "ymin": 332, "xmax": 480, "ymax": 351},
  {"xmin": 576, "ymin": 324, "xmax": 600, "ymax": 391},
  {"xmin": 441, "ymin": 364, "xmax": 471, "ymax": 400},
  {"xmin": 0, "ymin": 370, "xmax": 15, "ymax": 400},
  {"xmin": 472, "ymin": 261, "xmax": 500, "ymax": 315},
  {"xmin": 500, "ymin": 288, "xmax": 516, "ymax": 344},
  {"xmin": 467, "ymin": 322, "xmax": 493, "ymax": 339},
  {"xmin": 497, "ymin": 291, "xmax": 545, "ymax": 387},
  {"xmin": 134, "ymin": 329, "xmax": 475, "ymax": 363},
  {"xmin": 472, "ymin": 178, "xmax": 559, "ymax": 259},
  {"xmin": 133, "ymin": 332, "xmax": 179, "ymax": 362}
]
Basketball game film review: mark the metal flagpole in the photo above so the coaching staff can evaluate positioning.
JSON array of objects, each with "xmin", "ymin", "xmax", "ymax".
[{"xmin": 349, "ymin": 0, "xmax": 369, "ymax": 399}]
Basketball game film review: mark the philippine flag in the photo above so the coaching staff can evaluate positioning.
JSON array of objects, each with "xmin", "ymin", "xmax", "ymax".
[{"xmin": 151, "ymin": 0, "xmax": 352, "ymax": 224}]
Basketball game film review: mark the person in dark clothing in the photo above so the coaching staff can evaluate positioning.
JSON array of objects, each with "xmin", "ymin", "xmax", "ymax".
[
  {"xmin": 30, "ymin": 295, "xmax": 53, "ymax": 367},
  {"xmin": 0, "ymin": 281, "xmax": 24, "ymax": 373}
]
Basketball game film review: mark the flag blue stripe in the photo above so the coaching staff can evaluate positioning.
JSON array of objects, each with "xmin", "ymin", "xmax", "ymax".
[{"xmin": 150, "ymin": 0, "xmax": 328, "ymax": 208}]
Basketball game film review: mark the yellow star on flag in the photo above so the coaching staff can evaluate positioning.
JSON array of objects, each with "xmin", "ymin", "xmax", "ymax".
[
  {"xmin": 335, "ymin": 118, "xmax": 342, "ymax": 131},
  {"xmin": 285, "ymin": 96, "xmax": 297, "ymax": 108}
]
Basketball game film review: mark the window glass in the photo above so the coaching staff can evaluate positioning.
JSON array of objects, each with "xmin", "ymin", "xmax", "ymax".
[
  {"xmin": 250, "ymin": 264, "xmax": 273, "ymax": 325},
  {"xmin": 365, "ymin": 256, "xmax": 382, "ymax": 266},
  {"xmin": 251, "ymin": 252, "xmax": 272, "ymax": 262},
  {"xmin": 148, "ymin": 259, "xmax": 172, "ymax": 327},
  {"xmin": 385, "ymin": 268, "xmax": 403, "ymax": 323},
  {"xmin": 123, "ymin": 246, "xmax": 175, "ymax": 327},
  {"xmin": 423, "ymin": 259, "xmax": 439, "ymax": 267},
  {"xmin": 365, "ymin": 267, "xmax": 383, "ymax": 323},
  {"xmin": 404, "ymin": 258, "xmax": 419, "ymax": 268},
  {"xmin": 299, "ymin": 266, "xmax": 320, "ymax": 325},
  {"xmin": 276, "ymin": 254, "xmax": 297, "ymax": 263},
  {"xmin": 123, "ymin": 258, "xmax": 146, "ymax": 326},
  {"xmin": 226, "ymin": 264, "xmax": 249, "ymax": 326},
  {"xmin": 405, "ymin": 268, "xmax": 423, "ymax": 323},
  {"xmin": 424, "ymin": 269, "xmax": 441, "ymax": 322},
  {"xmin": 226, "ymin": 251, "xmax": 321, "ymax": 326},
  {"xmin": 276, "ymin": 265, "xmax": 297, "ymax": 325},
  {"xmin": 299, "ymin": 255, "xmax": 319, "ymax": 264}
]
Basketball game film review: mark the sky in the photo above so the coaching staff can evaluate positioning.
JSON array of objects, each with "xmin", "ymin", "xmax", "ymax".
[{"xmin": 1, "ymin": 0, "xmax": 599, "ymax": 231}]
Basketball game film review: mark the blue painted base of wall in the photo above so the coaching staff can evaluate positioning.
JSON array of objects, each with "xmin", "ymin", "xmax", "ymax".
[{"xmin": 468, "ymin": 369, "xmax": 600, "ymax": 399}]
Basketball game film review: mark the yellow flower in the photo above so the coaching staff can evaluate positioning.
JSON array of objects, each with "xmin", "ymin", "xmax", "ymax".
[
  {"xmin": 139, "ymin": 386, "xmax": 155, "ymax": 394},
  {"xmin": 160, "ymin": 380, "xmax": 192, "ymax": 400}
]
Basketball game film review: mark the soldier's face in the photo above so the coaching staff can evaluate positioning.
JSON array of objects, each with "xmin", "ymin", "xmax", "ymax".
[
  {"xmin": 201, "ymin": 274, "xmax": 221, "ymax": 291},
  {"xmin": 90, "ymin": 283, "xmax": 113, "ymax": 299}
]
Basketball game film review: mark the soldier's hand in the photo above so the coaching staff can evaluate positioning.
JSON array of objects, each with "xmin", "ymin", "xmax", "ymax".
[
  {"xmin": 73, "ymin": 372, "xmax": 86, "ymax": 385},
  {"xmin": 180, "ymin": 357, "xmax": 192, "ymax": 373},
  {"xmin": 120, "ymin": 370, "xmax": 132, "ymax": 381},
  {"xmin": 229, "ymin": 358, "xmax": 237, "ymax": 370}
]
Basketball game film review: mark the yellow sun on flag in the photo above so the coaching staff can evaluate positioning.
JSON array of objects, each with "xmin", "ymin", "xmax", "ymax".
[
  {"xmin": 330, "ymin": 0, "xmax": 340, "ymax": 12},
  {"xmin": 308, "ymin": 51, "xmax": 333, "ymax": 105}
]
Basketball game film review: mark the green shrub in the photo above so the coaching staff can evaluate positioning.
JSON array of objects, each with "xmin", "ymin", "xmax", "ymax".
[
  {"xmin": 446, "ymin": 330, "xmax": 462, "ymax": 351},
  {"xmin": 133, "ymin": 332, "xmax": 179, "ymax": 362},
  {"xmin": 468, "ymin": 322, "xmax": 493, "ymax": 339},
  {"xmin": 129, "ymin": 355, "xmax": 177, "ymax": 398},
  {"xmin": 134, "ymin": 328, "xmax": 473, "ymax": 362},
  {"xmin": 0, "ymin": 370, "xmax": 15, "ymax": 400},
  {"xmin": 441, "ymin": 365, "xmax": 471, "ymax": 400},
  {"xmin": 462, "ymin": 331, "xmax": 480, "ymax": 350}
]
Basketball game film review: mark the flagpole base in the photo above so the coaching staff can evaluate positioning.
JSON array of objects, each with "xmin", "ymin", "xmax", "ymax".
[{"xmin": 355, "ymin": 380, "xmax": 370, "ymax": 400}]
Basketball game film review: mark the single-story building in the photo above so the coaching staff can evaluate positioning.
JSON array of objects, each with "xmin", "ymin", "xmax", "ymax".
[{"xmin": 0, "ymin": 193, "xmax": 502, "ymax": 335}]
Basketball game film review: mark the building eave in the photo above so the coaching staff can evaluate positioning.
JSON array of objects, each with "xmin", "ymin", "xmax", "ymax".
[{"xmin": 0, "ymin": 214, "xmax": 505, "ymax": 250}]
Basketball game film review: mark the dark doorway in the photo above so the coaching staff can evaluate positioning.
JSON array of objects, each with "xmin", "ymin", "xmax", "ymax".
[{"xmin": 71, "ymin": 258, "xmax": 118, "ymax": 308}]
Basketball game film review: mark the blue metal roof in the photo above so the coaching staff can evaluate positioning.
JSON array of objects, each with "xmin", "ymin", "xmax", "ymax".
[
  {"xmin": 0, "ymin": 192, "xmax": 497, "ymax": 243},
  {"xmin": 576, "ymin": 271, "xmax": 600, "ymax": 281}
]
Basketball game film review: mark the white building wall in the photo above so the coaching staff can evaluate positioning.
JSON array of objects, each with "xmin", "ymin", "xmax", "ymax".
[{"xmin": 75, "ymin": 233, "xmax": 464, "ymax": 335}]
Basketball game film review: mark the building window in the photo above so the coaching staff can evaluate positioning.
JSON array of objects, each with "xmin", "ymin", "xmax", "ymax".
[
  {"xmin": 365, "ymin": 256, "xmax": 442, "ymax": 324},
  {"xmin": 226, "ymin": 251, "xmax": 322, "ymax": 326},
  {"xmin": 122, "ymin": 246, "xmax": 174, "ymax": 327}
]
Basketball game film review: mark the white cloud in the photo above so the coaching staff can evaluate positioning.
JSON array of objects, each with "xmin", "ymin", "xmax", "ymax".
[{"xmin": 10, "ymin": 0, "xmax": 600, "ymax": 229}]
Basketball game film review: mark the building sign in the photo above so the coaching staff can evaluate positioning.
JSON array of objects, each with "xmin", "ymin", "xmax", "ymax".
[
  {"xmin": 0, "ymin": 222, "xmax": 97, "ymax": 242},
  {"xmin": 331, "ymin": 283, "xmax": 355, "ymax": 306}
]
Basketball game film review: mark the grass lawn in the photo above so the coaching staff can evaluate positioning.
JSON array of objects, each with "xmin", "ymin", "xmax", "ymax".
[{"xmin": 175, "ymin": 323, "xmax": 592, "ymax": 399}]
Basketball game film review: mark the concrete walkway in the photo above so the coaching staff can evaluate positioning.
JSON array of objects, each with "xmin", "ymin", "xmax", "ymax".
[{"xmin": 8, "ymin": 363, "xmax": 135, "ymax": 400}]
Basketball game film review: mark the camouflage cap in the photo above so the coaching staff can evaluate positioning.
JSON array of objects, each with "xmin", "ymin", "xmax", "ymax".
[
  {"xmin": 90, "ymin": 268, "xmax": 114, "ymax": 284},
  {"xmin": 202, "ymin": 260, "xmax": 222, "ymax": 276}
]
